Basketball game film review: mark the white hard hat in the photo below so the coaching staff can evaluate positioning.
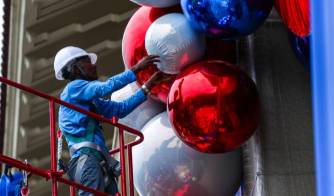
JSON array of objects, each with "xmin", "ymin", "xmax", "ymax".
[{"xmin": 54, "ymin": 46, "xmax": 97, "ymax": 80}]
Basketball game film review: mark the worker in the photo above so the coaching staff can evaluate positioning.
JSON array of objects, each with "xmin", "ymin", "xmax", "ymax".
[{"xmin": 54, "ymin": 46, "xmax": 168, "ymax": 196}]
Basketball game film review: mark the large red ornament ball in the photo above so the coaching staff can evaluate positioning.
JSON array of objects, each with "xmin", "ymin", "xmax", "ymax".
[
  {"xmin": 275, "ymin": 0, "xmax": 310, "ymax": 36},
  {"xmin": 122, "ymin": 6, "xmax": 179, "ymax": 103},
  {"xmin": 167, "ymin": 60, "xmax": 260, "ymax": 153}
]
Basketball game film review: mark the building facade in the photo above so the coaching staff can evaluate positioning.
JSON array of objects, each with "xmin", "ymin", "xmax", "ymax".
[{"xmin": 4, "ymin": 0, "xmax": 137, "ymax": 195}]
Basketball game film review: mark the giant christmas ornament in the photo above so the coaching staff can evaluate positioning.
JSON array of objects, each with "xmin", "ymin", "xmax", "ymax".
[
  {"xmin": 122, "ymin": 6, "xmax": 180, "ymax": 103},
  {"xmin": 168, "ymin": 60, "xmax": 260, "ymax": 153},
  {"xmin": 130, "ymin": 0, "xmax": 180, "ymax": 8},
  {"xmin": 111, "ymin": 82, "xmax": 165, "ymax": 130},
  {"xmin": 145, "ymin": 13, "xmax": 206, "ymax": 74},
  {"xmin": 122, "ymin": 6, "xmax": 180, "ymax": 67},
  {"xmin": 133, "ymin": 112, "xmax": 242, "ymax": 196},
  {"xmin": 275, "ymin": 0, "xmax": 310, "ymax": 37},
  {"xmin": 181, "ymin": 0, "xmax": 273, "ymax": 39}
]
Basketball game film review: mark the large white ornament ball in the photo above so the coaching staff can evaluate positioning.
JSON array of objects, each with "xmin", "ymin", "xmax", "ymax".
[
  {"xmin": 145, "ymin": 13, "xmax": 206, "ymax": 74},
  {"xmin": 111, "ymin": 82, "xmax": 165, "ymax": 130},
  {"xmin": 133, "ymin": 112, "xmax": 242, "ymax": 196}
]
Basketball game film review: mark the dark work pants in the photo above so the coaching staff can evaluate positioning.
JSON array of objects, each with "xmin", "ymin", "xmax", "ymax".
[{"xmin": 67, "ymin": 151, "xmax": 118, "ymax": 196}]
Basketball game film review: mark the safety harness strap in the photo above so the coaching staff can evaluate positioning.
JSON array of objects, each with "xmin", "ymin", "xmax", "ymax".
[
  {"xmin": 57, "ymin": 130, "xmax": 63, "ymax": 171},
  {"xmin": 69, "ymin": 141, "xmax": 120, "ymax": 177},
  {"xmin": 61, "ymin": 102, "xmax": 121, "ymax": 177},
  {"xmin": 74, "ymin": 154, "xmax": 88, "ymax": 183}
]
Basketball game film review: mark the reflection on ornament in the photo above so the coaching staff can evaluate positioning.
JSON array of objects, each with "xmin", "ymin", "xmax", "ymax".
[
  {"xmin": 168, "ymin": 60, "xmax": 260, "ymax": 153},
  {"xmin": 111, "ymin": 82, "xmax": 165, "ymax": 130},
  {"xmin": 275, "ymin": 0, "xmax": 310, "ymax": 37},
  {"xmin": 145, "ymin": 13, "xmax": 206, "ymax": 74},
  {"xmin": 181, "ymin": 0, "xmax": 273, "ymax": 39},
  {"xmin": 122, "ymin": 6, "xmax": 180, "ymax": 103},
  {"xmin": 133, "ymin": 112, "xmax": 242, "ymax": 196}
]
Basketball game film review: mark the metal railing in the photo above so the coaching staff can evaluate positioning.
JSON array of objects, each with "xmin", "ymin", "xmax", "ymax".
[{"xmin": 0, "ymin": 76, "xmax": 144, "ymax": 196}]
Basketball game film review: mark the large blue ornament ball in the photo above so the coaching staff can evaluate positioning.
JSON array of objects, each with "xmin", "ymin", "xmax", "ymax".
[
  {"xmin": 181, "ymin": 0, "xmax": 274, "ymax": 39},
  {"xmin": 289, "ymin": 32, "xmax": 310, "ymax": 70}
]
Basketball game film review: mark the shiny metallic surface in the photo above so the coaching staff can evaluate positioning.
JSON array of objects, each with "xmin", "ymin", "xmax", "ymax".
[
  {"xmin": 111, "ymin": 82, "xmax": 165, "ymax": 130},
  {"xmin": 122, "ymin": 6, "xmax": 180, "ymax": 103},
  {"xmin": 133, "ymin": 112, "xmax": 242, "ymax": 196},
  {"xmin": 236, "ymin": 35, "xmax": 264, "ymax": 196},
  {"xmin": 181, "ymin": 0, "xmax": 273, "ymax": 39},
  {"xmin": 145, "ymin": 13, "xmax": 206, "ymax": 74},
  {"xmin": 167, "ymin": 60, "xmax": 260, "ymax": 153},
  {"xmin": 122, "ymin": 6, "xmax": 180, "ymax": 68},
  {"xmin": 275, "ymin": 0, "xmax": 310, "ymax": 37},
  {"xmin": 241, "ymin": 21, "xmax": 314, "ymax": 195}
]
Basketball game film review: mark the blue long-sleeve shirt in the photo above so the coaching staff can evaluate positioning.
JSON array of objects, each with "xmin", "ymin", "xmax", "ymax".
[{"xmin": 58, "ymin": 70, "xmax": 146, "ymax": 158}]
